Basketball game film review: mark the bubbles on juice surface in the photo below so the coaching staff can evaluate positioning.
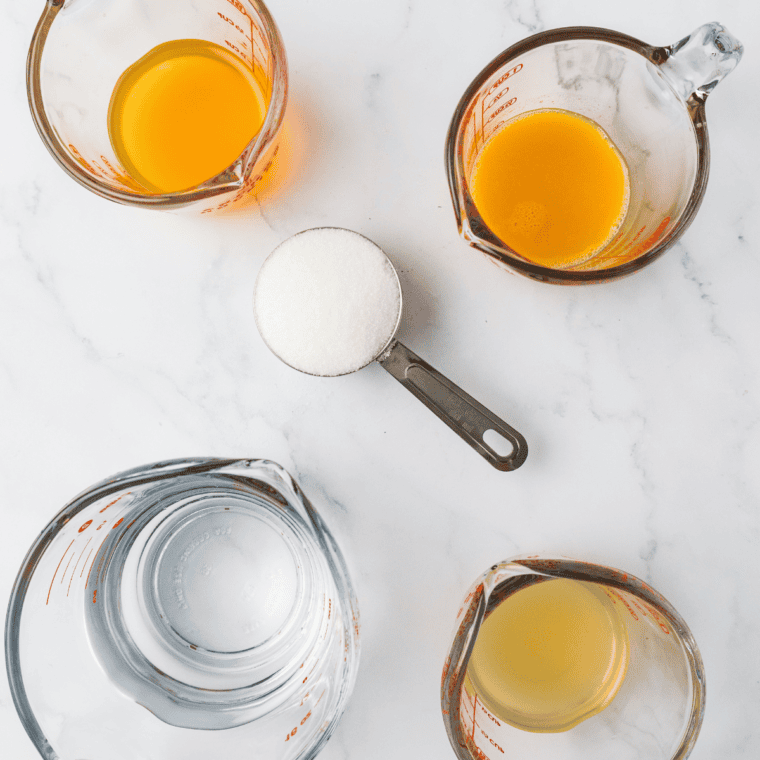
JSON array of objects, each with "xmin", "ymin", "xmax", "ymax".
[{"xmin": 471, "ymin": 109, "xmax": 630, "ymax": 269}]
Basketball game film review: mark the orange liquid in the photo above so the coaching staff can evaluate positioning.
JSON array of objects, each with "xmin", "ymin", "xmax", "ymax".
[
  {"xmin": 108, "ymin": 40, "xmax": 267, "ymax": 194},
  {"xmin": 471, "ymin": 109, "xmax": 629, "ymax": 269}
]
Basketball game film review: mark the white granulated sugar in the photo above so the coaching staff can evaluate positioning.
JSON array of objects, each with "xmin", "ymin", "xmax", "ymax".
[{"xmin": 254, "ymin": 228, "xmax": 401, "ymax": 376}]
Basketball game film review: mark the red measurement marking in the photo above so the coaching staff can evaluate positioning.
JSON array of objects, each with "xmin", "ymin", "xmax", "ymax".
[
  {"xmin": 249, "ymin": 15, "xmax": 256, "ymax": 72},
  {"xmin": 96, "ymin": 520, "xmax": 107, "ymax": 530},
  {"xmin": 99, "ymin": 155, "xmax": 125, "ymax": 181},
  {"xmin": 225, "ymin": 0, "xmax": 251, "ymax": 21},
  {"xmin": 285, "ymin": 709, "xmax": 313, "ymax": 740},
  {"xmin": 112, "ymin": 518, "xmax": 124, "ymax": 530},
  {"xmin": 607, "ymin": 588, "xmax": 639, "ymax": 621},
  {"xmin": 479, "ymin": 63, "xmax": 523, "ymax": 148},
  {"xmin": 68, "ymin": 143, "xmax": 102, "ymax": 178},
  {"xmin": 483, "ymin": 709, "xmax": 500, "ymax": 726},
  {"xmin": 485, "ymin": 98, "xmax": 517, "ymax": 125},
  {"xmin": 480, "ymin": 727, "xmax": 504, "ymax": 753},
  {"xmin": 465, "ymin": 689, "xmax": 505, "ymax": 755},
  {"xmin": 100, "ymin": 496, "xmax": 121, "ymax": 513},
  {"xmin": 485, "ymin": 63, "xmax": 523, "ymax": 97},
  {"xmin": 638, "ymin": 599, "xmax": 671, "ymax": 634},
  {"xmin": 485, "ymin": 87, "xmax": 509, "ymax": 111},
  {"xmin": 227, "ymin": 39, "xmax": 254, "ymax": 68},
  {"xmin": 92, "ymin": 589, "xmax": 98, "ymax": 604},
  {"xmin": 68, "ymin": 537, "xmax": 93, "ymax": 596},
  {"xmin": 61, "ymin": 551, "xmax": 74, "ymax": 584},
  {"xmin": 80, "ymin": 545, "xmax": 94, "ymax": 577},
  {"xmin": 47, "ymin": 540, "xmax": 75, "ymax": 605},
  {"xmin": 78, "ymin": 520, "xmax": 92, "ymax": 533},
  {"xmin": 218, "ymin": 12, "xmax": 246, "ymax": 36}
]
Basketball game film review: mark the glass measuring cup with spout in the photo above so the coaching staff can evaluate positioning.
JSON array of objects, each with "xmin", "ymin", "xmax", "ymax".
[
  {"xmin": 441, "ymin": 556, "xmax": 705, "ymax": 760},
  {"xmin": 446, "ymin": 22, "xmax": 743, "ymax": 283},
  {"xmin": 5, "ymin": 458, "xmax": 359, "ymax": 760},
  {"xmin": 28, "ymin": 0, "xmax": 287, "ymax": 212}
]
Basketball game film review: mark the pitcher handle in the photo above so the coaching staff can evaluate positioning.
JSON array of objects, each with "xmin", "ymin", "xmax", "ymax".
[{"xmin": 655, "ymin": 22, "xmax": 743, "ymax": 102}]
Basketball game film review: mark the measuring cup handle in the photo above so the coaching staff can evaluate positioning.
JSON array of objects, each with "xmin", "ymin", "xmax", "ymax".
[
  {"xmin": 656, "ymin": 22, "xmax": 743, "ymax": 102},
  {"xmin": 377, "ymin": 341, "xmax": 527, "ymax": 471}
]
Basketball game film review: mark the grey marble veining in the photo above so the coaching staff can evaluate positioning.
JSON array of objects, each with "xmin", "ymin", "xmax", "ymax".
[{"xmin": 1, "ymin": 0, "xmax": 759, "ymax": 759}]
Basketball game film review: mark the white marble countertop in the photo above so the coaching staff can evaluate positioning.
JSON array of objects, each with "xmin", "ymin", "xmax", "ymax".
[{"xmin": 1, "ymin": 0, "xmax": 759, "ymax": 758}]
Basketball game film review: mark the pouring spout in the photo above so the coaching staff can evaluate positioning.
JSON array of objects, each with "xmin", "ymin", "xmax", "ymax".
[{"xmin": 657, "ymin": 22, "xmax": 743, "ymax": 102}]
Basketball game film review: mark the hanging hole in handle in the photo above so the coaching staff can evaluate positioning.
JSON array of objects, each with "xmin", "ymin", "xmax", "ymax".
[{"xmin": 483, "ymin": 428, "xmax": 515, "ymax": 458}]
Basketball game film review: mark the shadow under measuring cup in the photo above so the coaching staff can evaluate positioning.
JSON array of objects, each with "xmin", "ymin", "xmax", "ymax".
[{"xmin": 253, "ymin": 228, "xmax": 528, "ymax": 471}]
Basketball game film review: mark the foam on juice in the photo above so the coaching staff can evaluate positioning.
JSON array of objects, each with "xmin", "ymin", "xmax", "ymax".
[{"xmin": 471, "ymin": 109, "xmax": 629, "ymax": 269}]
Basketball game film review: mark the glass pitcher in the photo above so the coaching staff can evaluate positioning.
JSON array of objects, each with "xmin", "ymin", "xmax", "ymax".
[
  {"xmin": 5, "ymin": 458, "xmax": 359, "ymax": 760},
  {"xmin": 446, "ymin": 23, "xmax": 743, "ymax": 283},
  {"xmin": 441, "ymin": 555, "xmax": 704, "ymax": 760}
]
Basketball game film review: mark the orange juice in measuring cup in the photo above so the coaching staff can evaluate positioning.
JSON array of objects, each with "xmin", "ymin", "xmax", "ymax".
[
  {"xmin": 446, "ymin": 23, "xmax": 743, "ymax": 283},
  {"xmin": 28, "ymin": 0, "xmax": 287, "ymax": 212},
  {"xmin": 441, "ymin": 556, "xmax": 705, "ymax": 760}
]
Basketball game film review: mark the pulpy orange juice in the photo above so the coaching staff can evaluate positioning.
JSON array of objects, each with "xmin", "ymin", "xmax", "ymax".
[{"xmin": 471, "ymin": 109, "xmax": 629, "ymax": 269}]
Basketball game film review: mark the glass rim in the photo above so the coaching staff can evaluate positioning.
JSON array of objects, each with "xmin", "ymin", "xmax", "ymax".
[
  {"xmin": 26, "ymin": 0, "xmax": 288, "ymax": 210},
  {"xmin": 444, "ymin": 26, "xmax": 710, "ymax": 284}
]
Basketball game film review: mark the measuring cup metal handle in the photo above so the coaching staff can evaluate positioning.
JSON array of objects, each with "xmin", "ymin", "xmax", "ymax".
[{"xmin": 377, "ymin": 341, "xmax": 528, "ymax": 471}]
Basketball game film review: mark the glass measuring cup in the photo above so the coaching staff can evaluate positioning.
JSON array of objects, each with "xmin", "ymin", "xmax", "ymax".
[
  {"xmin": 446, "ymin": 22, "xmax": 743, "ymax": 283},
  {"xmin": 28, "ymin": 0, "xmax": 287, "ymax": 212},
  {"xmin": 253, "ymin": 228, "xmax": 528, "ymax": 472},
  {"xmin": 441, "ymin": 555, "xmax": 704, "ymax": 760},
  {"xmin": 5, "ymin": 458, "xmax": 359, "ymax": 759}
]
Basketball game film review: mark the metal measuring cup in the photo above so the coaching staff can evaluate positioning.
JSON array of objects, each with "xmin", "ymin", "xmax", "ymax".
[{"xmin": 254, "ymin": 228, "xmax": 528, "ymax": 472}]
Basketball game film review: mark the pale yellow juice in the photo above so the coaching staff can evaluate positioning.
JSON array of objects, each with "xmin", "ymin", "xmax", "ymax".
[{"xmin": 466, "ymin": 578, "xmax": 629, "ymax": 732}]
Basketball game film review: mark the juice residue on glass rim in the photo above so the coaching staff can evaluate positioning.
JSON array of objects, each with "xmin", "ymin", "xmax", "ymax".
[
  {"xmin": 465, "ymin": 578, "xmax": 629, "ymax": 733},
  {"xmin": 108, "ymin": 39, "xmax": 268, "ymax": 194},
  {"xmin": 470, "ymin": 109, "xmax": 630, "ymax": 269}
]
